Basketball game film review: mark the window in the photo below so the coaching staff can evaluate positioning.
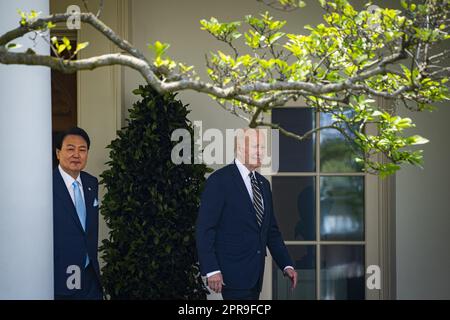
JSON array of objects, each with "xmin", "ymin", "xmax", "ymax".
[{"xmin": 269, "ymin": 107, "xmax": 371, "ymax": 300}]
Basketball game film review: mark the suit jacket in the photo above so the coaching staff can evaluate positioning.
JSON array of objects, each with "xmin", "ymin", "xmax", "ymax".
[
  {"xmin": 53, "ymin": 168, "xmax": 101, "ymax": 296},
  {"xmin": 196, "ymin": 162, "xmax": 293, "ymax": 291}
]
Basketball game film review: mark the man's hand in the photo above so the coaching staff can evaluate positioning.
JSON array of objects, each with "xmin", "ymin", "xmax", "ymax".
[
  {"xmin": 207, "ymin": 273, "xmax": 225, "ymax": 293},
  {"xmin": 284, "ymin": 268, "xmax": 298, "ymax": 290}
]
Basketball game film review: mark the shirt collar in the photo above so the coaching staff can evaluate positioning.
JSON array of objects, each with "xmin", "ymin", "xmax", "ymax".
[
  {"xmin": 58, "ymin": 165, "xmax": 82, "ymax": 190},
  {"xmin": 234, "ymin": 158, "xmax": 255, "ymax": 180}
]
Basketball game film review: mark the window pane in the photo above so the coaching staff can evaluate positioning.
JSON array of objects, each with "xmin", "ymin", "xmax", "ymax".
[
  {"xmin": 272, "ymin": 108, "xmax": 315, "ymax": 172},
  {"xmin": 273, "ymin": 245, "xmax": 316, "ymax": 300},
  {"xmin": 320, "ymin": 245, "xmax": 365, "ymax": 300},
  {"xmin": 320, "ymin": 112, "xmax": 363, "ymax": 172},
  {"xmin": 272, "ymin": 177, "xmax": 315, "ymax": 241},
  {"xmin": 320, "ymin": 176, "xmax": 364, "ymax": 241}
]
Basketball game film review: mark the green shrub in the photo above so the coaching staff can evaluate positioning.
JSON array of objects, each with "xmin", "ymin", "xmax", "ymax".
[{"xmin": 100, "ymin": 85, "xmax": 210, "ymax": 299}]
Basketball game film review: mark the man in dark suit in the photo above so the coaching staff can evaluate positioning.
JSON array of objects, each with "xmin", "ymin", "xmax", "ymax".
[
  {"xmin": 53, "ymin": 127, "xmax": 103, "ymax": 300},
  {"xmin": 196, "ymin": 128, "xmax": 297, "ymax": 300}
]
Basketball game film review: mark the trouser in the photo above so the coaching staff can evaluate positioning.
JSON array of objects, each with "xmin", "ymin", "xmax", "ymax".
[{"xmin": 222, "ymin": 282, "xmax": 260, "ymax": 300}]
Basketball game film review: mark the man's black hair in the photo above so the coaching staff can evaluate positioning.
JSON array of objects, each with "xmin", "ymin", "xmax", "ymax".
[{"xmin": 56, "ymin": 127, "xmax": 91, "ymax": 150}]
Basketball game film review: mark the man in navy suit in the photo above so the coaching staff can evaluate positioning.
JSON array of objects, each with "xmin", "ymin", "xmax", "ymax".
[
  {"xmin": 53, "ymin": 127, "xmax": 103, "ymax": 300},
  {"xmin": 196, "ymin": 128, "xmax": 297, "ymax": 300}
]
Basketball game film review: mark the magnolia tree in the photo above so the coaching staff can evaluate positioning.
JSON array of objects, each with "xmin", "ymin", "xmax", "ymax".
[{"xmin": 1, "ymin": 0, "xmax": 449, "ymax": 176}]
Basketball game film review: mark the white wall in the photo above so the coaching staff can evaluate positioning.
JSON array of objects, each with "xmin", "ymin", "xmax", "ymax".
[
  {"xmin": 396, "ymin": 104, "xmax": 450, "ymax": 299},
  {"xmin": 394, "ymin": 0, "xmax": 450, "ymax": 296}
]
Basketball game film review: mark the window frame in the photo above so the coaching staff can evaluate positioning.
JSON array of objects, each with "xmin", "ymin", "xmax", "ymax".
[{"xmin": 260, "ymin": 105, "xmax": 392, "ymax": 300}]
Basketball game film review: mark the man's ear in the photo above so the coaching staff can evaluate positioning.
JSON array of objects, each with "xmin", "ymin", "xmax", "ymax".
[{"xmin": 56, "ymin": 149, "xmax": 61, "ymax": 161}]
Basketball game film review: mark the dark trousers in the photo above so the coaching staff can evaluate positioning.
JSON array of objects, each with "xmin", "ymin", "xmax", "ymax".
[
  {"xmin": 222, "ymin": 283, "xmax": 260, "ymax": 300},
  {"xmin": 55, "ymin": 264, "xmax": 103, "ymax": 300}
]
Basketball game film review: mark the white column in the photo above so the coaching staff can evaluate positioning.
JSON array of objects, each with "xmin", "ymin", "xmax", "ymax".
[{"xmin": 0, "ymin": 0, "xmax": 53, "ymax": 299}]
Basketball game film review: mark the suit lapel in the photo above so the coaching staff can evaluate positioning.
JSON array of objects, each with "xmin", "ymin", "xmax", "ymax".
[
  {"xmin": 54, "ymin": 169, "xmax": 85, "ymax": 234},
  {"xmin": 232, "ymin": 162, "xmax": 268, "ymax": 230}
]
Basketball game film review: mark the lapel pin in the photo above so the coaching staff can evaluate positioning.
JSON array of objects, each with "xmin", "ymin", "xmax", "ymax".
[{"xmin": 88, "ymin": 187, "xmax": 92, "ymax": 191}]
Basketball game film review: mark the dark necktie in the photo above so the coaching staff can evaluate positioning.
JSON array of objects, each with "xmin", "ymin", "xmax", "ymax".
[{"xmin": 249, "ymin": 172, "xmax": 264, "ymax": 227}]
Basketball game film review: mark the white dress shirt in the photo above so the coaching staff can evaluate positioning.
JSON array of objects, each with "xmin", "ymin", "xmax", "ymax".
[
  {"xmin": 58, "ymin": 165, "xmax": 85, "ymax": 207},
  {"xmin": 206, "ymin": 159, "xmax": 293, "ymax": 279},
  {"xmin": 59, "ymin": 165, "xmax": 90, "ymax": 268},
  {"xmin": 234, "ymin": 158, "xmax": 264, "ymax": 206}
]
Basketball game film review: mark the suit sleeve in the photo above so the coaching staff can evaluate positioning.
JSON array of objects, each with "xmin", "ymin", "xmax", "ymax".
[
  {"xmin": 265, "ymin": 180, "xmax": 294, "ymax": 271},
  {"xmin": 195, "ymin": 173, "xmax": 225, "ymax": 276}
]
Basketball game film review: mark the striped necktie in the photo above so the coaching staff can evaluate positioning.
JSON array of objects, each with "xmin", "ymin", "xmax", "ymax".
[{"xmin": 249, "ymin": 172, "xmax": 264, "ymax": 227}]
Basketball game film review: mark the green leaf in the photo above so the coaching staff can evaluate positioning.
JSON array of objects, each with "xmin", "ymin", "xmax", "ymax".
[
  {"xmin": 379, "ymin": 163, "xmax": 401, "ymax": 178},
  {"xmin": 396, "ymin": 117, "xmax": 413, "ymax": 129},
  {"xmin": 178, "ymin": 63, "xmax": 194, "ymax": 73},
  {"xmin": 245, "ymin": 30, "xmax": 262, "ymax": 49},
  {"xmin": 407, "ymin": 135, "xmax": 429, "ymax": 145},
  {"xmin": 17, "ymin": 9, "xmax": 26, "ymax": 20},
  {"xmin": 132, "ymin": 88, "xmax": 143, "ymax": 95},
  {"xmin": 60, "ymin": 36, "xmax": 72, "ymax": 52},
  {"xmin": 401, "ymin": 0, "xmax": 408, "ymax": 9},
  {"xmin": 47, "ymin": 21, "xmax": 56, "ymax": 29},
  {"xmin": 74, "ymin": 41, "xmax": 89, "ymax": 54},
  {"xmin": 267, "ymin": 32, "xmax": 285, "ymax": 45},
  {"xmin": 62, "ymin": 36, "xmax": 70, "ymax": 47},
  {"xmin": 57, "ymin": 44, "xmax": 67, "ymax": 54},
  {"xmin": 148, "ymin": 40, "xmax": 170, "ymax": 58},
  {"xmin": 29, "ymin": 10, "xmax": 40, "ymax": 20},
  {"xmin": 200, "ymin": 17, "xmax": 241, "ymax": 42}
]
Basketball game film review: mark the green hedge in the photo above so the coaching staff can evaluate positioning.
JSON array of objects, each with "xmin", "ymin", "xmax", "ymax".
[{"xmin": 100, "ymin": 85, "xmax": 210, "ymax": 299}]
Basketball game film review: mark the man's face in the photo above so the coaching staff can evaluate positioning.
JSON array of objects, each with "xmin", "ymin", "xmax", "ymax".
[
  {"xmin": 239, "ymin": 130, "xmax": 266, "ymax": 169},
  {"xmin": 56, "ymin": 134, "xmax": 88, "ymax": 177}
]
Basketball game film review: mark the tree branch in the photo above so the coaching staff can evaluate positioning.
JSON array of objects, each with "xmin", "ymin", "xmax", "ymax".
[
  {"xmin": 0, "ymin": 12, "xmax": 149, "ymax": 66},
  {"xmin": 256, "ymin": 121, "xmax": 338, "ymax": 141},
  {"xmin": 0, "ymin": 48, "xmax": 162, "ymax": 91},
  {"xmin": 97, "ymin": 0, "xmax": 105, "ymax": 18}
]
